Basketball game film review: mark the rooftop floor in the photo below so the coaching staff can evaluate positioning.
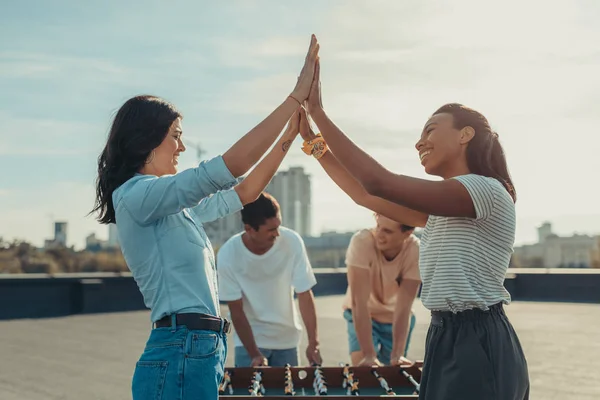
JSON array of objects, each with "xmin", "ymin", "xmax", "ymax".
[{"xmin": 1, "ymin": 296, "xmax": 598, "ymax": 400}]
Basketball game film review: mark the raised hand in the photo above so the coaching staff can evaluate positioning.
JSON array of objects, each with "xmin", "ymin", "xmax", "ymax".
[
  {"xmin": 299, "ymin": 107, "xmax": 317, "ymax": 142},
  {"xmin": 285, "ymin": 108, "xmax": 302, "ymax": 137},
  {"xmin": 306, "ymin": 58, "xmax": 323, "ymax": 112},
  {"xmin": 290, "ymin": 35, "xmax": 320, "ymax": 104}
]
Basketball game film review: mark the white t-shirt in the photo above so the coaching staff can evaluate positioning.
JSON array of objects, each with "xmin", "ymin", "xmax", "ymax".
[
  {"xmin": 419, "ymin": 173, "xmax": 515, "ymax": 313},
  {"xmin": 217, "ymin": 226, "xmax": 317, "ymax": 349}
]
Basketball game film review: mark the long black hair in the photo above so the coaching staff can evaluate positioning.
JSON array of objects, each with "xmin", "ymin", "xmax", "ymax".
[
  {"xmin": 91, "ymin": 95, "xmax": 182, "ymax": 224},
  {"xmin": 433, "ymin": 103, "xmax": 516, "ymax": 202}
]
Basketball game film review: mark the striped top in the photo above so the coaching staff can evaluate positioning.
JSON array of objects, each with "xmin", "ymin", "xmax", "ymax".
[{"xmin": 419, "ymin": 173, "xmax": 515, "ymax": 312}]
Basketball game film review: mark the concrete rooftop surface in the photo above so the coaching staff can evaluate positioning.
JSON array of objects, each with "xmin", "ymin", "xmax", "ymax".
[{"xmin": 1, "ymin": 296, "xmax": 598, "ymax": 400}]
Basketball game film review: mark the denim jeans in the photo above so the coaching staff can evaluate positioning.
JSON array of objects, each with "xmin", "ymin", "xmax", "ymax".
[
  {"xmin": 132, "ymin": 324, "xmax": 227, "ymax": 400},
  {"xmin": 343, "ymin": 309, "xmax": 416, "ymax": 365},
  {"xmin": 234, "ymin": 346, "xmax": 299, "ymax": 367}
]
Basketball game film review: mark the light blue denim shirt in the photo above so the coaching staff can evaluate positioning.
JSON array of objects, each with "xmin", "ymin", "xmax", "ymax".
[{"xmin": 112, "ymin": 156, "xmax": 243, "ymax": 322}]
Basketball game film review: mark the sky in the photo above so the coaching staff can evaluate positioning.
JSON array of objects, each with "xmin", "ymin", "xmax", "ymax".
[{"xmin": 1, "ymin": 0, "xmax": 599, "ymax": 250}]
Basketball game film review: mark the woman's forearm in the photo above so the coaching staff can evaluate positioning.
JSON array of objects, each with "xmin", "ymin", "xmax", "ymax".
[
  {"xmin": 234, "ymin": 129, "xmax": 297, "ymax": 205},
  {"xmin": 310, "ymin": 107, "xmax": 390, "ymax": 194},
  {"xmin": 315, "ymin": 151, "xmax": 428, "ymax": 227},
  {"xmin": 223, "ymin": 96, "xmax": 300, "ymax": 178}
]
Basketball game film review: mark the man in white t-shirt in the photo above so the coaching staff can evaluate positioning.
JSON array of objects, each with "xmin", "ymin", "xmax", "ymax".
[{"xmin": 217, "ymin": 192, "xmax": 322, "ymax": 367}]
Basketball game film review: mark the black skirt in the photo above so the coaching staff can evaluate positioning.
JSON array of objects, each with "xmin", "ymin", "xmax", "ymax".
[{"xmin": 419, "ymin": 303, "xmax": 530, "ymax": 400}]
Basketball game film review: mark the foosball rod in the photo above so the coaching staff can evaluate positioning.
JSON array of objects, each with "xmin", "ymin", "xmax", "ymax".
[
  {"xmin": 371, "ymin": 368, "xmax": 396, "ymax": 395},
  {"xmin": 399, "ymin": 367, "xmax": 420, "ymax": 394}
]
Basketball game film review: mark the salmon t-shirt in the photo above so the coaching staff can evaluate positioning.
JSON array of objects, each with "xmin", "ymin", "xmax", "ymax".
[{"xmin": 342, "ymin": 229, "xmax": 421, "ymax": 324}]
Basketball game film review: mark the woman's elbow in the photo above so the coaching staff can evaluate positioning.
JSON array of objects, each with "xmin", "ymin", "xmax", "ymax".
[
  {"xmin": 361, "ymin": 177, "xmax": 384, "ymax": 197},
  {"xmin": 234, "ymin": 185, "xmax": 259, "ymax": 206},
  {"xmin": 352, "ymin": 193, "xmax": 369, "ymax": 208}
]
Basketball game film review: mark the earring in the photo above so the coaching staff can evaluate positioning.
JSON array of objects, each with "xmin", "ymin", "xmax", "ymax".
[{"xmin": 145, "ymin": 150, "xmax": 155, "ymax": 164}]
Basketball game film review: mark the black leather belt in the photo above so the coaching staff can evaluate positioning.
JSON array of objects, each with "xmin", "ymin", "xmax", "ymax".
[{"xmin": 155, "ymin": 313, "xmax": 231, "ymax": 334}]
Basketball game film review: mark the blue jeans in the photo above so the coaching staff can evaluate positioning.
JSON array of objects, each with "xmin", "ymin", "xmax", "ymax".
[
  {"xmin": 234, "ymin": 346, "xmax": 299, "ymax": 367},
  {"xmin": 343, "ymin": 309, "xmax": 416, "ymax": 365},
  {"xmin": 132, "ymin": 324, "xmax": 227, "ymax": 400}
]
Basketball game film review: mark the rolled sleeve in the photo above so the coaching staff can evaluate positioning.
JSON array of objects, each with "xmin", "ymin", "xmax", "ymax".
[
  {"xmin": 203, "ymin": 155, "xmax": 239, "ymax": 191},
  {"xmin": 115, "ymin": 155, "xmax": 240, "ymax": 225},
  {"xmin": 192, "ymin": 188, "xmax": 243, "ymax": 224}
]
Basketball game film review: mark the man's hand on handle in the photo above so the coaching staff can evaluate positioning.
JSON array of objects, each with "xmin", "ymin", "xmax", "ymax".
[
  {"xmin": 306, "ymin": 342, "xmax": 323, "ymax": 366},
  {"xmin": 250, "ymin": 354, "xmax": 268, "ymax": 367}
]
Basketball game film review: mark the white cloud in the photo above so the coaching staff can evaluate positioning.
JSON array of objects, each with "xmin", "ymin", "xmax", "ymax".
[
  {"xmin": 0, "ymin": 52, "xmax": 129, "ymax": 81},
  {"xmin": 0, "ymin": 112, "xmax": 102, "ymax": 155},
  {"xmin": 1, "ymin": 0, "xmax": 599, "ymax": 248},
  {"xmin": 202, "ymin": 0, "xmax": 600, "ymax": 245}
]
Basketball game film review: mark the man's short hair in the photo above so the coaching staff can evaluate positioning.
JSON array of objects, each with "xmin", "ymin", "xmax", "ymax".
[
  {"xmin": 241, "ymin": 192, "xmax": 280, "ymax": 230},
  {"xmin": 374, "ymin": 212, "xmax": 414, "ymax": 232}
]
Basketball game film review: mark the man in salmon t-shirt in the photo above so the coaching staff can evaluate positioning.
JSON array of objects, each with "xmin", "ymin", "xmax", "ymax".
[{"xmin": 342, "ymin": 214, "xmax": 421, "ymax": 367}]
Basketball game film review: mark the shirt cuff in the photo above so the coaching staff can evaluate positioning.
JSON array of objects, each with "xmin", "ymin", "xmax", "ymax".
[
  {"xmin": 221, "ymin": 186, "xmax": 244, "ymax": 215},
  {"xmin": 202, "ymin": 155, "xmax": 238, "ymax": 189}
]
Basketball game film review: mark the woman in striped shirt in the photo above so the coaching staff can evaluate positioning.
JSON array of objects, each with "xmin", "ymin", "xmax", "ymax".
[{"xmin": 303, "ymin": 60, "xmax": 530, "ymax": 400}]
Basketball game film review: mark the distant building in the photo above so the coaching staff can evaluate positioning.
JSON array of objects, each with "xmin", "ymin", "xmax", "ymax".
[
  {"xmin": 204, "ymin": 211, "xmax": 244, "ymax": 250},
  {"xmin": 54, "ymin": 222, "xmax": 67, "ymax": 246},
  {"xmin": 204, "ymin": 167, "xmax": 313, "ymax": 247},
  {"xmin": 44, "ymin": 221, "xmax": 68, "ymax": 249},
  {"xmin": 85, "ymin": 233, "xmax": 105, "ymax": 252},
  {"xmin": 303, "ymin": 231, "xmax": 354, "ymax": 268},
  {"xmin": 513, "ymin": 222, "xmax": 600, "ymax": 268},
  {"xmin": 107, "ymin": 224, "xmax": 119, "ymax": 248},
  {"xmin": 266, "ymin": 166, "xmax": 311, "ymax": 236}
]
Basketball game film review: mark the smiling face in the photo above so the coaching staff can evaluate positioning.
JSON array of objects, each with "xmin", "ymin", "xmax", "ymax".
[
  {"xmin": 414, "ymin": 112, "xmax": 474, "ymax": 179},
  {"xmin": 245, "ymin": 215, "xmax": 282, "ymax": 250},
  {"xmin": 374, "ymin": 214, "xmax": 412, "ymax": 253},
  {"xmin": 141, "ymin": 117, "xmax": 186, "ymax": 176}
]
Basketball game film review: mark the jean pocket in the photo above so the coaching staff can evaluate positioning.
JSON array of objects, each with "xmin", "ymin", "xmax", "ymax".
[
  {"xmin": 188, "ymin": 332, "xmax": 219, "ymax": 359},
  {"xmin": 132, "ymin": 361, "xmax": 168, "ymax": 400}
]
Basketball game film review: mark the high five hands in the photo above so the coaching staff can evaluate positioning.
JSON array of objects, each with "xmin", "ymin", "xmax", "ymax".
[
  {"xmin": 290, "ymin": 35, "xmax": 320, "ymax": 105},
  {"xmin": 285, "ymin": 34, "xmax": 324, "ymax": 156}
]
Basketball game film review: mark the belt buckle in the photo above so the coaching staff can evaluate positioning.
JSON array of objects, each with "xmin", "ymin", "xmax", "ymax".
[{"xmin": 222, "ymin": 318, "xmax": 231, "ymax": 334}]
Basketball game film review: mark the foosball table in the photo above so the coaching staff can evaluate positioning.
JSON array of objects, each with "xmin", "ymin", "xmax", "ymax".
[{"xmin": 219, "ymin": 361, "xmax": 423, "ymax": 399}]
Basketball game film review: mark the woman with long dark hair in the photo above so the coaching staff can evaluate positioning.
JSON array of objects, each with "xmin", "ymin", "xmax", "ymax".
[
  {"xmin": 91, "ymin": 35, "xmax": 319, "ymax": 400},
  {"xmin": 301, "ymin": 60, "xmax": 530, "ymax": 399}
]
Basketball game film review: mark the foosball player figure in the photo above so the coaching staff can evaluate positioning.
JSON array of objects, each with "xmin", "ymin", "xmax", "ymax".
[
  {"xmin": 248, "ymin": 370, "xmax": 265, "ymax": 396},
  {"xmin": 219, "ymin": 370, "xmax": 234, "ymax": 395},
  {"xmin": 312, "ymin": 365, "xmax": 328, "ymax": 395},
  {"xmin": 350, "ymin": 378, "xmax": 360, "ymax": 396},
  {"xmin": 341, "ymin": 364, "xmax": 351, "ymax": 389},
  {"xmin": 284, "ymin": 364, "xmax": 295, "ymax": 396}
]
